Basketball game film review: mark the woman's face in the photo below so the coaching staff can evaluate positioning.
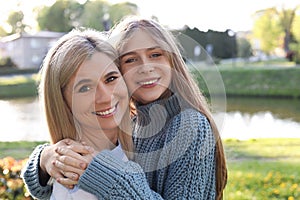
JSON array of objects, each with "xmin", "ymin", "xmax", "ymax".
[
  {"xmin": 119, "ymin": 29, "xmax": 172, "ymax": 105},
  {"xmin": 64, "ymin": 52, "xmax": 128, "ymax": 133}
]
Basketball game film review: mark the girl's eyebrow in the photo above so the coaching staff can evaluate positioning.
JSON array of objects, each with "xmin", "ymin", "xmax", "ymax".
[{"xmin": 120, "ymin": 46, "xmax": 161, "ymax": 58}]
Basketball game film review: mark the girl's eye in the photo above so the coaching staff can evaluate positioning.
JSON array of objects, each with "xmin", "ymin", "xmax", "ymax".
[
  {"xmin": 78, "ymin": 85, "xmax": 91, "ymax": 93},
  {"xmin": 105, "ymin": 76, "xmax": 118, "ymax": 83},
  {"xmin": 150, "ymin": 53, "xmax": 162, "ymax": 58},
  {"xmin": 123, "ymin": 57, "xmax": 137, "ymax": 64}
]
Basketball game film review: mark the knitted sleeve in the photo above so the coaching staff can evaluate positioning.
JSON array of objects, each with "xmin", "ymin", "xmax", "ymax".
[
  {"xmin": 161, "ymin": 109, "xmax": 217, "ymax": 199},
  {"xmin": 21, "ymin": 143, "xmax": 53, "ymax": 200},
  {"xmin": 78, "ymin": 150, "xmax": 164, "ymax": 199}
]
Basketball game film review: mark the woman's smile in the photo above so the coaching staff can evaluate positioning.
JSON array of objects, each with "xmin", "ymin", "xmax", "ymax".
[{"xmin": 92, "ymin": 103, "xmax": 118, "ymax": 118}]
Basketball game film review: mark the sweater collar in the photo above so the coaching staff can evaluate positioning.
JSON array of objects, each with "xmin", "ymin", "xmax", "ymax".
[{"xmin": 135, "ymin": 93, "xmax": 185, "ymax": 126}]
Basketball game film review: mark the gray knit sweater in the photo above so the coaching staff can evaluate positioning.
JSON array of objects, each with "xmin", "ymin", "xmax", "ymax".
[{"xmin": 22, "ymin": 94, "xmax": 217, "ymax": 199}]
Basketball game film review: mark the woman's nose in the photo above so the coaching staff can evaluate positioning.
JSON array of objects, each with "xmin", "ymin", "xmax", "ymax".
[{"xmin": 95, "ymin": 84, "xmax": 112, "ymax": 104}]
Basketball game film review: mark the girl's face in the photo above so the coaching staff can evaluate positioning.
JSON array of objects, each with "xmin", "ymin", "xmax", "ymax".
[
  {"xmin": 64, "ymin": 52, "xmax": 128, "ymax": 135},
  {"xmin": 119, "ymin": 29, "xmax": 172, "ymax": 105}
]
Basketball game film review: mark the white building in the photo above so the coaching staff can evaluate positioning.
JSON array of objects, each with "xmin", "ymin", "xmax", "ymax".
[{"xmin": 0, "ymin": 31, "xmax": 65, "ymax": 69}]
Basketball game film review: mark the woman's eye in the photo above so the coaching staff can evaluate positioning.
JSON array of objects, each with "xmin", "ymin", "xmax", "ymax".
[
  {"xmin": 78, "ymin": 85, "xmax": 91, "ymax": 93},
  {"xmin": 106, "ymin": 76, "xmax": 118, "ymax": 83}
]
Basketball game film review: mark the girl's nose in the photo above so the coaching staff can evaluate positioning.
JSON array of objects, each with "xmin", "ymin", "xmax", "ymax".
[{"xmin": 138, "ymin": 57, "xmax": 154, "ymax": 74}]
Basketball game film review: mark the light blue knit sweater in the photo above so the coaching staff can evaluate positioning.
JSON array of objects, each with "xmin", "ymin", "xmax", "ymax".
[{"xmin": 22, "ymin": 94, "xmax": 217, "ymax": 199}]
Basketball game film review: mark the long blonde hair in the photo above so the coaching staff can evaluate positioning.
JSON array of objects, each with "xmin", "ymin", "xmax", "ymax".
[
  {"xmin": 39, "ymin": 29, "xmax": 133, "ymax": 155},
  {"xmin": 109, "ymin": 16, "xmax": 227, "ymax": 199}
]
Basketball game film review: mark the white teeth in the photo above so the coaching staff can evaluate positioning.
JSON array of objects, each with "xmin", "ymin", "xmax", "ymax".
[
  {"xmin": 140, "ymin": 79, "xmax": 157, "ymax": 85},
  {"xmin": 95, "ymin": 106, "xmax": 116, "ymax": 116}
]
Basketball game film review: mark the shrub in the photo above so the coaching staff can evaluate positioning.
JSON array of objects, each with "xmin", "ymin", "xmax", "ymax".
[
  {"xmin": 0, "ymin": 157, "xmax": 33, "ymax": 200},
  {"xmin": 0, "ymin": 57, "xmax": 17, "ymax": 68}
]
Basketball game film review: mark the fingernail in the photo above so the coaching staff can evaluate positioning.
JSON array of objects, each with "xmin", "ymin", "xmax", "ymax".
[
  {"xmin": 80, "ymin": 163, "xmax": 86, "ymax": 169},
  {"xmin": 85, "ymin": 146, "xmax": 94, "ymax": 153},
  {"xmin": 72, "ymin": 173, "xmax": 78, "ymax": 180}
]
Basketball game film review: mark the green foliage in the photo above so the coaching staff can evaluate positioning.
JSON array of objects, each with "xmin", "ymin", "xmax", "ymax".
[
  {"xmin": 0, "ymin": 26, "xmax": 8, "ymax": 37},
  {"xmin": 36, "ymin": 0, "xmax": 138, "ymax": 32},
  {"xmin": 237, "ymin": 37, "xmax": 253, "ymax": 58},
  {"xmin": 180, "ymin": 27, "xmax": 237, "ymax": 59},
  {"xmin": 37, "ymin": 0, "xmax": 82, "ymax": 32},
  {"xmin": 253, "ymin": 10, "xmax": 282, "ymax": 54},
  {"xmin": 7, "ymin": 11, "xmax": 27, "ymax": 34},
  {"xmin": 79, "ymin": 0, "xmax": 109, "ymax": 31},
  {"xmin": 292, "ymin": 15, "xmax": 300, "ymax": 42},
  {"xmin": 109, "ymin": 2, "xmax": 138, "ymax": 25},
  {"xmin": 0, "ymin": 57, "xmax": 17, "ymax": 68}
]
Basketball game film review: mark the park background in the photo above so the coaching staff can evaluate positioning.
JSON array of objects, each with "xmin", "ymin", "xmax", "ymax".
[{"xmin": 0, "ymin": 0, "xmax": 300, "ymax": 199}]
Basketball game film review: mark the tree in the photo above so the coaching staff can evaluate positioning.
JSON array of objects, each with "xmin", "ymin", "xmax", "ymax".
[
  {"xmin": 253, "ymin": 9, "xmax": 282, "ymax": 54},
  {"xmin": 79, "ymin": 0, "xmax": 110, "ymax": 31},
  {"xmin": 37, "ymin": 0, "xmax": 83, "ymax": 32},
  {"xmin": 253, "ymin": 5, "xmax": 300, "ymax": 55},
  {"xmin": 79, "ymin": 0, "xmax": 137, "ymax": 31},
  {"xmin": 275, "ymin": 6, "xmax": 299, "ymax": 53},
  {"xmin": 7, "ymin": 11, "xmax": 27, "ymax": 34},
  {"xmin": 0, "ymin": 26, "xmax": 7, "ymax": 37},
  {"xmin": 108, "ymin": 2, "xmax": 138, "ymax": 25},
  {"xmin": 237, "ymin": 37, "xmax": 253, "ymax": 59}
]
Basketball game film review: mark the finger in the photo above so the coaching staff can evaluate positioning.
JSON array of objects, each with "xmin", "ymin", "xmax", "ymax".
[
  {"xmin": 55, "ymin": 148, "xmax": 89, "ymax": 170},
  {"xmin": 63, "ymin": 171, "xmax": 79, "ymax": 181},
  {"xmin": 54, "ymin": 160, "xmax": 85, "ymax": 177},
  {"xmin": 57, "ymin": 143, "xmax": 94, "ymax": 156},
  {"xmin": 57, "ymin": 177, "xmax": 78, "ymax": 188}
]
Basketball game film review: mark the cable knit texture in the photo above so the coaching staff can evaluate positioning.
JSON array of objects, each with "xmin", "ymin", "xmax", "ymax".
[
  {"xmin": 22, "ymin": 94, "xmax": 217, "ymax": 199},
  {"xmin": 21, "ymin": 143, "xmax": 52, "ymax": 200}
]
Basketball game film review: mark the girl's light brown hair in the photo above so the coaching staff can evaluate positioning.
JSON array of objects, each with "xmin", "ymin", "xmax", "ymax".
[
  {"xmin": 39, "ymin": 29, "xmax": 132, "ymax": 156},
  {"xmin": 110, "ymin": 16, "xmax": 227, "ymax": 199}
]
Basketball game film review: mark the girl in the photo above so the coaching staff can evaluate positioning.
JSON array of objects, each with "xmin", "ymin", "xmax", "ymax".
[{"xmin": 22, "ymin": 16, "xmax": 227, "ymax": 199}]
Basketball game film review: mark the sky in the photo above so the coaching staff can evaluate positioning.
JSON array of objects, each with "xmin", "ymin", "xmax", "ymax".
[{"xmin": 0, "ymin": 0, "xmax": 299, "ymax": 33}]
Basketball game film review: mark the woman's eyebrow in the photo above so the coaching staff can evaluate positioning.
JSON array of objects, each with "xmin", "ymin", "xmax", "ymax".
[
  {"xmin": 74, "ymin": 79, "xmax": 91, "ymax": 90},
  {"xmin": 104, "ymin": 71, "xmax": 119, "ymax": 79}
]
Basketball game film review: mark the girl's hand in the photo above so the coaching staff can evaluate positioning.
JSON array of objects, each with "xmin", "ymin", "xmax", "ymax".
[{"xmin": 40, "ymin": 139, "xmax": 94, "ymax": 188}]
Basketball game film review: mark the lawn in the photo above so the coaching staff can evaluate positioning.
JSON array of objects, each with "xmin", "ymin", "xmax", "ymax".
[
  {"xmin": 1, "ymin": 138, "xmax": 299, "ymax": 199},
  {"xmin": 223, "ymin": 138, "xmax": 300, "ymax": 200}
]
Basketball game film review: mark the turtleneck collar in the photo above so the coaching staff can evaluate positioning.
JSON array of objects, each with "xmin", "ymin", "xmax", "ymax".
[{"xmin": 135, "ymin": 93, "xmax": 188, "ymax": 127}]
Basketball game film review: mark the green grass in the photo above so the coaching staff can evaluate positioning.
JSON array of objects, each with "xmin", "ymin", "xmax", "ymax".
[
  {"xmin": 1, "ymin": 138, "xmax": 299, "ymax": 199},
  {"xmin": 192, "ymin": 66, "xmax": 300, "ymax": 98},
  {"xmin": 223, "ymin": 138, "xmax": 300, "ymax": 199},
  {"xmin": 0, "ymin": 141, "xmax": 46, "ymax": 159},
  {"xmin": 0, "ymin": 74, "xmax": 39, "ymax": 98}
]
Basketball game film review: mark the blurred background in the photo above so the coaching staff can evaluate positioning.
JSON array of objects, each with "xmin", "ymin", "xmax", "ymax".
[{"xmin": 0, "ymin": 0, "xmax": 299, "ymax": 199}]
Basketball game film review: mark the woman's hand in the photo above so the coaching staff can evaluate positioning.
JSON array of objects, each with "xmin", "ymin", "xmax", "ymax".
[{"xmin": 40, "ymin": 139, "xmax": 94, "ymax": 188}]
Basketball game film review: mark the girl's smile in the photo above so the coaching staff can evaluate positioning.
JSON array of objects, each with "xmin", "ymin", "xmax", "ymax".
[{"xmin": 120, "ymin": 29, "xmax": 172, "ymax": 105}]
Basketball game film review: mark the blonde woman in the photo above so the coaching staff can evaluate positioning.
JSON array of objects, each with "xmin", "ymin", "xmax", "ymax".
[{"xmin": 22, "ymin": 28, "xmax": 134, "ymax": 199}]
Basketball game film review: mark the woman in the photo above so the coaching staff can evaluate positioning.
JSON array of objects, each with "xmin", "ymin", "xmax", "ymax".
[{"xmin": 22, "ymin": 28, "xmax": 134, "ymax": 199}]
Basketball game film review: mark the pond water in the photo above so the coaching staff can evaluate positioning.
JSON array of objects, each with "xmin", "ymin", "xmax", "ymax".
[{"xmin": 0, "ymin": 97, "xmax": 299, "ymax": 141}]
